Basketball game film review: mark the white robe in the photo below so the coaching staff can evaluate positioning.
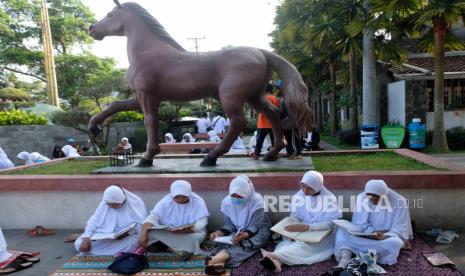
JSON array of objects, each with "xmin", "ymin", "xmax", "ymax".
[
  {"xmin": 75, "ymin": 187, "xmax": 147, "ymax": 255},
  {"xmin": 0, "ymin": 228, "xmax": 12, "ymax": 262},
  {"xmin": 212, "ymin": 116, "xmax": 227, "ymax": 134},
  {"xmin": 62, "ymin": 145, "xmax": 80, "ymax": 157},
  {"xmin": 334, "ymin": 190, "xmax": 413, "ymax": 265},
  {"xmin": 228, "ymin": 137, "xmax": 246, "ymax": 154},
  {"xmin": 274, "ymin": 182, "xmax": 342, "ymax": 265},
  {"xmin": 196, "ymin": 118, "xmax": 211, "ymax": 134},
  {"xmin": 145, "ymin": 181, "xmax": 209, "ymax": 254},
  {"xmin": 0, "ymin": 148, "xmax": 14, "ymax": 170}
]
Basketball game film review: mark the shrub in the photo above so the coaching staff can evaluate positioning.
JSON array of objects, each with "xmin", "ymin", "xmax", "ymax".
[
  {"xmin": 336, "ymin": 129, "xmax": 360, "ymax": 146},
  {"xmin": 446, "ymin": 127, "xmax": 465, "ymax": 150},
  {"xmin": 112, "ymin": 111, "xmax": 144, "ymax": 122},
  {"xmin": 0, "ymin": 109, "xmax": 47, "ymax": 126},
  {"xmin": 0, "ymin": 87, "xmax": 30, "ymax": 102},
  {"xmin": 131, "ymin": 125, "xmax": 148, "ymax": 153},
  {"xmin": 244, "ymin": 116, "xmax": 257, "ymax": 135}
]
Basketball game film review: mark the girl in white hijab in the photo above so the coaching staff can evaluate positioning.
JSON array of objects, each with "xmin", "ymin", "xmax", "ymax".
[
  {"xmin": 260, "ymin": 170, "xmax": 342, "ymax": 272},
  {"xmin": 0, "ymin": 147, "xmax": 14, "ymax": 170},
  {"xmin": 75, "ymin": 185, "xmax": 147, "ymax": 256},
  {"xmin": 164, "ymin": 133, "xmax": 176, "ymax": 143},
  {"xmin": 17, "ymin": 151, "xmax": 50, "ymax": 165},
  {"xmin": 334, "ymin": 179, "xmax": 413, "ymax": 269},
  {"xmin": 228, "ymin": 136, "xmax": 246, "ymax": 154},
  {"xmin": 205, "ymin": 176, "xmax": 271, "ymax": 275},
  {"xmin": 138, "ymin": 180, "xmax": 209, "ymax": 257},
  {"xmin": 121, "ymin": 137, "xmax": 132, "ymax": 152},
  {"xmin": 207, "ymin": 130, "xmax": 221, "ymax": 143},
  {"xmin": 181, "ymin": 133, "xmax": 196, "ymax": 143}
]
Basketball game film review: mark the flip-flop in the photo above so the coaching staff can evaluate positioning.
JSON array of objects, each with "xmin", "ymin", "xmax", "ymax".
[
  {"xmin": 436, "ymin": 231, "xmax": 459, "ymax": 244},
  {"xmin": 20, "ymin": 255, "xmax": 40, "ymax": 263},
  {"xmin": 259, "ymin": 257, "xmax": 276, "ymax": 272},
  {"xmin": 204, "ymin": 264, "xmax": 226, "ymax": 275},
  {"xmin": 425, "ymin": 228, "xmax": 442, "ymax": 237},
  {"xmin": 27, "ymin": 226, "xmax": 55, "ymax": 237},
  {"xmin": 0, "ymin": 267, "xmax": 16, "ymax": 275}
]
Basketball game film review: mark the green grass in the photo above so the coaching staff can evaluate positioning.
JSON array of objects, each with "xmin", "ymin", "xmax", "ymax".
[
  {"xmin": 0, "ymin": 152, "xmax": 436, "ymax": 175},
  {"xmin": 1, "ymin": 159, "xmax": 109, "ymax": 175},
  {"xmin": 320, "ymin": 134, "xmax": 360, "ymax": 150},
  {"xmin": 312, "ymin": 152, "xmax": 434, "ymax": 172}
]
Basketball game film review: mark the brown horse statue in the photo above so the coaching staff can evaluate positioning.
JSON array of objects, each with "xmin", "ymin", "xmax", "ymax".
[{"xmin": 88, "ymin": 0, "xmax": 314, "ymax": 167}]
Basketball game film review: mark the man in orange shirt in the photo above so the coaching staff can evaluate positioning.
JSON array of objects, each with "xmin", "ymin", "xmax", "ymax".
[{"xmin": 250, "ymin": 84, "xmax": 280, "ymax": 159}]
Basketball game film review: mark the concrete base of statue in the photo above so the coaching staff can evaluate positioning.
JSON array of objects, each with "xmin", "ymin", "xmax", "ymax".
[{"xmin": 92, "ymin": 154, "xmax": 314, "ymax": 174}]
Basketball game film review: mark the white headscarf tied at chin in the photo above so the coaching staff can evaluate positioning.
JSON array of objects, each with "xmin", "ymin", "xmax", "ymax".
[{"xmin": 364, "ymin": 179, "xmax": 389, "ymax": 196}]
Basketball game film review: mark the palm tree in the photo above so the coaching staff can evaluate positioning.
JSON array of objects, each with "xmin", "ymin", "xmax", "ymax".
[{"xmin": 371, "ymin": 0, "xmax": 465, "ymax": 152}]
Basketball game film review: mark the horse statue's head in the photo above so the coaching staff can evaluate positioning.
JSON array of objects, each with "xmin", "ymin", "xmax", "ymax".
[{"xmin": 89, "ymin": 0, "xmax": 127, "ymax": 40}]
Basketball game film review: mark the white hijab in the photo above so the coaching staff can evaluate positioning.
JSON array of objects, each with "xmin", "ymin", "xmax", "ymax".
[
  {"xmin": 0, "ymin": 227, "xmax": 12, "ymax": 262},
  {"xmin": 353, "ymin": 180, "xmax": 413, "ymax": 240},
  {"xmin": 0, "ymin": 147, "xmax": 14, "ymax": 170},
  {"xmin": 153, "ymin": 180, "xmax": 209, "ymax": 227},
  {"xmin": 291, "ymin": 171, "xmax": 342, "ymax": 224},
  {"xmin": 181, "ymin": 133, "xmax": 196, "ymax": 143},
  {"xmin": 62, "ymin": 145, "xmax": 80, "ymax": 157},
  {"xmin": 17, "ymin": 152, "xmax": 49, "ymax": 164},
  {"xmin": 85, "ymin": 186, "xmax": 147, "ymax": 234},
  {"xmin": 231, "ymin": 137, "xmax": 245, "ymax": 149},
  {"xmin": 164, "ymin": 133, "xmax": 176, "ymax": 143},
  {"xmin": 121, "ymin": 137, "xmax": 132, "ymax": 150},
  {"xmin": 220, "ymin": 176, "xmax": 264, "ymax": 229},
  {"xmin": 208, "ymin": 130, "xmax": 221, "ymax": 143}
]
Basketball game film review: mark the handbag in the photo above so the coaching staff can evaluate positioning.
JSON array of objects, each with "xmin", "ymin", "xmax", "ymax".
[{"xmin": 108, "ymin": 252, "xmax": 149, "ymax": 275}]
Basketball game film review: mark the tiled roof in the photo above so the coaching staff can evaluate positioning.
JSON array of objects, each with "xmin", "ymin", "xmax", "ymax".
[{"xmin": 388, "ymin": 53, "xmax": 465, "ymax": 75}]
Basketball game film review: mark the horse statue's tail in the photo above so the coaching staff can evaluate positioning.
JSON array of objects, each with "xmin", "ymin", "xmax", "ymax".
[{"xmin": 261, "ymin": 50, "xmax": 315, "ymax": 136}]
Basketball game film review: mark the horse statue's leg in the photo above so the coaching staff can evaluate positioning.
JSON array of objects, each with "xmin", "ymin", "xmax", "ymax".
[
  {"xmin": 200, "ymin": 97, "xmax": 247, "ymax": 166},
  {"xmin": 137, "ymin": 95, "xmax": 160, "ymax": 167},
  {"xmin": 248, "ymin": 95, "xmax": 285, "ymax": 161},
  {"xmin": 88, "ymin": 97, "xmax": 141, "ymax": 136}
]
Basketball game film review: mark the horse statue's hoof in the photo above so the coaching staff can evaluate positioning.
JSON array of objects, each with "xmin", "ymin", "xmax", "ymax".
[
  {"xmin": 138, "ymin": 158, "xmax": 153, "ymax": 167},
  {"xmin": 263, "ymin": 153, "xmax": 278, "ymax": 162},
  {"xmin": 200, "ymin": 156, "xmax": 217, "ymax": 166},
  {"xmin": 89, "ymin": 125, "xmax": 102, "ymax": 137}
]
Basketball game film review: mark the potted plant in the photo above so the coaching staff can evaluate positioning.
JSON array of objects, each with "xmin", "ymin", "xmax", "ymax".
[{"xmin": 381, "ymin": 119, "xmax": 405, "ymax": 149}]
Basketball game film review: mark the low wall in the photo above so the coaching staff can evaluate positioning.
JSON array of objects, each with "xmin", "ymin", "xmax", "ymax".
[
  {"xmin": 0, "ymin": 122, "xmax": 143, "ymax": 165},
  {"xmin": 1, "ymin": 171, "xmax": 464, "ymax": 230}
]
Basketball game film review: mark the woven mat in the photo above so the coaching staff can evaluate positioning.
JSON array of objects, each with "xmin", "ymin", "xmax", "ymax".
[{"xmin": 50, "ymin": 253, "xmax": 229, "ymax": 276}]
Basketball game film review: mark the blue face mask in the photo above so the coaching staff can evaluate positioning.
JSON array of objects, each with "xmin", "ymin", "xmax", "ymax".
[{"xmin": 230, "ymin": 197, "xmax": 246, "ymax": 205}]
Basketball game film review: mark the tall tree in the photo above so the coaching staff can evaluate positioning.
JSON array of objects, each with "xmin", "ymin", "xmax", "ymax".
[{"xmin": 372, "ymin": 0, "xmax": 465, "ymax": 152}]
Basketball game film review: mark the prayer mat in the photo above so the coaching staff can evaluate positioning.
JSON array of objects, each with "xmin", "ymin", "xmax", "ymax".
[
  {"xmin": 50, "ymin": 253, "xmax": 230, "ymax": 276},
  {"xmin": 232, "ymin": 236, "xmax": 463, "ymax": 276}
]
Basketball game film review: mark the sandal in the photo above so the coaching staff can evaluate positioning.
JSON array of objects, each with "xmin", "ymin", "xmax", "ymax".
[
  {"xmin": 0, "ymin": 260, "xmax": 33, "ymax": 275},
  {"xmin": 436, "ymin": 231, "xmax": 459, "ymax": 244},
  {"xmin": 425, "ymin": 228, "xmax": 442, "ymax": 237},
  {"xmin": 204, "ymin": 264, "xmax": 226, "ymax": 275},
  {"xmin": 27, "ymin": 226, "xmax": 55, "ymax": 237},
  {"xmin": 259, "ymin": 256, "xmax": 276, "ymax": 272},
  {"xmin": 20, "ymin": 255, "xmax": 40, "ymax": 263}
]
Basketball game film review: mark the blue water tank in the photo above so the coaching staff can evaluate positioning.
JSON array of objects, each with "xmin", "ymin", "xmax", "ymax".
[
  {"xmin": 408, "ymin": 118, "xmax": 426, "ymax": 149},
  {"xmin": 360, "ymin": 124, "xmax": 380, "ymax": 149}
]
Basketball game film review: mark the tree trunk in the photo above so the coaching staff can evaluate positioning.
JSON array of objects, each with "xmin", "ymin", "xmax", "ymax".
[
  {"xmin": 316, "ymin": 91, "xmax": 323, "ymax": 132},
  {"xmin": 329, "ymin": 62, "xmax": 338, "ymax": 136},
  {"xmin": 362, "ymin": 28, "xmax": 378, "ymax": 125},
  {"xmin": 349, "ymin": 51, "xmax": 358, "ymax": 130},
  {"xmin": 431, "ymin": 16, "xmax": 449, "ymax": 152}
]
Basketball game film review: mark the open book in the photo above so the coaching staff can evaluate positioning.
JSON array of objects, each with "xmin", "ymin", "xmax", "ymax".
[
  {"xmin": 271, "ymin": 217, "xmax": 331, "ymax": 243},
  {"xmin": 332, "ymin": 219, "xmax": 377, "ymax": 237},
  {"xmin": 149, "ymin": 222, "xmax": 195, "ymax": 232},
  {"xmin": 91, "ymin": 223, "xmax": 137, "ymax": 241}
]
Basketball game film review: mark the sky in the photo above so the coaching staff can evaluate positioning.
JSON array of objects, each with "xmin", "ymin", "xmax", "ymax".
[{"xmin": 81, "ymin": 0, "xmax": 280, "ymax": 68}]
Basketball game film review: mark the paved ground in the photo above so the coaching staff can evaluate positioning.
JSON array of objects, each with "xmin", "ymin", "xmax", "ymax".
[
  {"xmin": 420, "ymin": 232, "xmax": 465, "ymax": 273},
  {"xmin": 431, "ymin": 153, "xmax": 465, "ymax": 169},
  {"xmin": 93, "ymin": 156, "xmax": 314, "ymax": 174},
  {"xmin": 3, "ymin": 230, "xmax": 464, "ymax": 275},
  {"xmin": 3, "ymin": 229, "xmax": 79, "ymax": 276}
]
